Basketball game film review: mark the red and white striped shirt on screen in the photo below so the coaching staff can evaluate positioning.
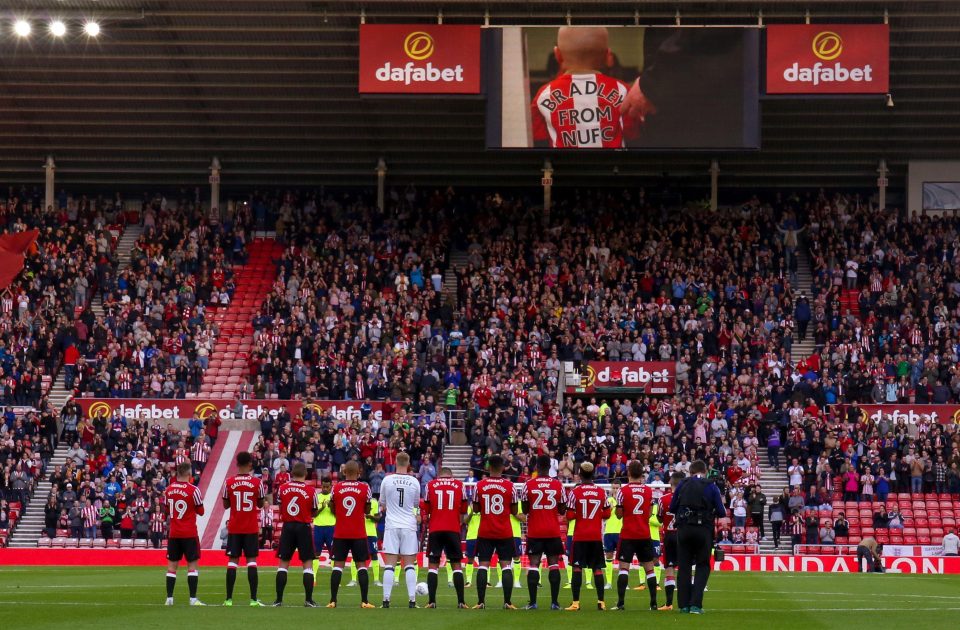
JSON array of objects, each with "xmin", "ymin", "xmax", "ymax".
[{"xmin": 531, "ymin": 73, "xmax": 633, "ymax": 149}]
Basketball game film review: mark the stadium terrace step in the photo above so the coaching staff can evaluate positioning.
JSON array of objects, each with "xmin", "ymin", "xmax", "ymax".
[
  {"xmin": 7, "ymin": 443, "xmax": 72, "ymax": 548},
  {"xmin": 440, "ymin": 444, "xmax": 473, "ymax": 480},
  {"xmin": 199, "ymin": 238, "xmax": 284, "ymax": 399},
  {"xmin": 442, "ymin": 249, "xmax": 468, "ymax": 307}
]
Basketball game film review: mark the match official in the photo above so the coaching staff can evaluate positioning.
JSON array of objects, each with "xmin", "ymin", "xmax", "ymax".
[{"xmin": 668, "ymin": 460, "xmax": 725, "ymax": 614}]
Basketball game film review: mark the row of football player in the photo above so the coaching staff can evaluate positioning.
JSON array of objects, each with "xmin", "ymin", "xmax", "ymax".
[{"xmin": 163, "ymin": 452, "xmax": 681, "ymax": 611}]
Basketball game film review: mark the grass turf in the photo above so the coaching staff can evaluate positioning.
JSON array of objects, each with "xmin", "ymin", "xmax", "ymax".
[{"xmin": 0, "ymin": 566, "xmax": 958, "ymax": 629}]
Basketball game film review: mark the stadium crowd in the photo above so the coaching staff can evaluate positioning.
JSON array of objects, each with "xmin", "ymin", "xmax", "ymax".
[
  {"xmin": 66, "ymin": 193, "xmax": 252, "ymax": 399},
  {"xmin": 6, "ymin": 186, "xmax": 960, "ymax": 554}
]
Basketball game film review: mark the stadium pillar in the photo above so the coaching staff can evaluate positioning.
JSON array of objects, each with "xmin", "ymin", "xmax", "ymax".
[
  {"xmin": 209, "ymin": 157, "xmax": 222, "ymax": 221},
  {"xmin": 877, "ymin": 159, "xmax": 889, "ymax": 210},
  {"xmin": 709, "ymin": 159, "xmax": 720, "ymax": 211},
  {"xmin": 542, "ymin": 159, "xmax": 553, "ymax": 212},
  {"xmin": 44, "ymin": 156, "xmax": 56, "ymax": 212},
  {"xmin": 376, "ymin": 158, "xmax": 387, "ymax": 211}
]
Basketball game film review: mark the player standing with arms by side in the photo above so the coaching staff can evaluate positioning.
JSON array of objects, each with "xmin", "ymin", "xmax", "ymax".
[
  {"xmin": 520, "ymin": 454, "xmax": 566, "ymax": 610},
  {"xmin": 423, "ymin": 466, "xmax": 469, "ymax": 608},
  {"xmin": 473, "ymin": 454, "xmax": 518, "ymax": 609},
  {"xmin": 604, "ymin": 481, "xmax": 622, "ymax": 589},
  {"xmin": 655, "ymin": 472, "xmax": 684, "ymax": 610},
  {"xmin": 163, "ymin": 462, "xmax": 205, "ymax": 606},
  {"xmin": 613, "ymin": 461, "xmax": 658, "ymax": 611},
  {"xmin": 222, "ymin": 451, "xmax": 267, "ymax": 607},
  {"xmin": 379, "ymin": 452, "xmax": 422, "ymax": 608},
  {"xmin": 564, "ymin": 462, "xmax": 611, "ymax": 611},
  {"xmin": 272, "ymin": 462, "xmax": 320, "ymax": 607},
  {"xmin": 328, "ymin": 461, "xmax": 376, "ymax": 609},
  {"xmin": 311, "ymin": 478, "xmax": 335, "ymax": 580}
]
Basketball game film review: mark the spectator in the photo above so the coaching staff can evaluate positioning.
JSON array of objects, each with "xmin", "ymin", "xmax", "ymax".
[
  {"xmin": 819, "ymin": 520, "xmax": 835, "ymax": 545},
  {"xmin": 833, "ymin": 513, "xmax": 850, "ymax": 538},
  {"xmin": 943, "ymin": 529, "xmax": 960, "ymax": 557}
]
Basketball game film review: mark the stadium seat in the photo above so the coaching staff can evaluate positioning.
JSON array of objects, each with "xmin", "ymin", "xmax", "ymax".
[{"xmin": 37, "ymin": 537, "xmax": 52, "ymax": 548}]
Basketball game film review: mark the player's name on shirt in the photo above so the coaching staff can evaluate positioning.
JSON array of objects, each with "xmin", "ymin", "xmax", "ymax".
[{"xmin": 538, "ymin": 77, "xmax": 626, "ymax": 111}]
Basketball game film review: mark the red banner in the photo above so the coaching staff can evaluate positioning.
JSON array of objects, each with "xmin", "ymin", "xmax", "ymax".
[
  {"xmin": 718, "ymin": 554, "xmax": 960, "ymax": 574},
  {"xmin": 358, "ymin": 24, "xmax": 481, "ymax": 94},
  {"xmin": 852, "ymin": 404, "xmax": 960, "ymax": 426},
  {"xmin": 74, "ymin": 398, "xmax": 393, "ymax": 424},
  {"xmin": 766, "ymin": 24, "xmax": 889, "ymax": 94},
  {"xmin": 567, "ymin": 361, "xmax": 676, "ymax": 395}
]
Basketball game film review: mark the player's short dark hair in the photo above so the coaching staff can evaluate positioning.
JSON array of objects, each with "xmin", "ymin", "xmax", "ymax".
[
  {"xmin": 536, "ymin": 454, "xmax": 551, "ymax": 474},
  {"xmin": 627, "ymin": 460, "xmax": 643, "ymax": 480},
  {"xmin": 440, "ymin": 466, "xmax": 453, "ymax": 476},
  {"xmin": 236, "ymin": 451, "xmax": 252, "ymax": 468},
  {"xmin": 488, "ymin": 454, "xmax": 504, "ymax": 473},
  {"xmin": 320, "ymin": 476, "xmax": 332, "ymax": 485},
  {"xmin": 670, "ymin": 472, "xmax": 686, "ymax": 486},
  {"xmin": 176, "ymin": 462, "xmax": 192, "ymax": 478},
  {"xmin": 690, "ymin": 460, "xmax": 707, "ymax": 475},
  {"xmin": 291, "ymin": 461, "xmax": 307, "ymax": 479}
]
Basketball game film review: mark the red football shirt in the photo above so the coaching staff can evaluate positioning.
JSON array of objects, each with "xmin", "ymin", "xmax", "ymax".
[
  {"xmin": 164, "ymin": 480, "xmax": 204, "ymax": 538},
  {"xmin": 423, "ymin": 477, "xmax": 468, "ymax": 533},
  {"xmin": 332, "ymin": 480, "xmax": 371, "ymax": 539},
  {"xmin": 658, "ymin": 491, "xmax": 676, "ymax": 533},
  {"xmin": 277, "ymin": 480, "xmax": 318, "ymax": 525},
  {"xmin": 531, "ymin": 73, "xmax": 634, "ymax": 149},
  {"xmin": 566, "ymin": 484, "xmax": 610, "ymax": 542},
  {"xmin": 222, "ymin": 473, "xmax": 265, "ymax": 535},
  {"xmin": 616, "ymin": 482, "xmax": 654, "ymax": 540},
  {"xmin": 521, "ymin": 476, "xmax": 566, "ymax": 539},
  {"xmin": 474, "ymin": 477, "xmax": 516, "ymax": 539}
]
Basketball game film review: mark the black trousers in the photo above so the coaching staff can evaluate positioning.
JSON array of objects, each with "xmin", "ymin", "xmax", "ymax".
[
  {"xmin": 856, "ymin": 545, "xmax": 875, "ymax": 572},
  {"xmin": 676, "ymin": 525, "xmax": 713, "ymax": 609}
]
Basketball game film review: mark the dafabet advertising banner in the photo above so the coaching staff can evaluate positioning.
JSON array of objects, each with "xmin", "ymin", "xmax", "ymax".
[
  {"xmin": 358, "ymin": 24, "xmax": 481, "ymax": 94},
  {"xmin": 766, "ymin": 24, "xmax": 889, "ymax": 94}
]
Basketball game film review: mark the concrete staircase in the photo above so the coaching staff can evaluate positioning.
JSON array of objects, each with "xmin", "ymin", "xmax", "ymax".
[
  {"xmin": 792, "ymin": 246, "xmax": 817, "ymax": 361},
  {"xmin": 441, "ymin": 444, "xmax": 472, "ymax": 480},
  {"xmin": 755, "ymin": 453, "xmax": 790, "ymax": 554},
  {"xmin": 7, "ymin": 443, "xmax": 71, "ymax": 547},
  {"xmin": 91, "ymin": 224, "xmax": 143, "ymax": 318},
  {"xmin": 443, "ymin": 249, "xmax": 468, "ymax": 307}
]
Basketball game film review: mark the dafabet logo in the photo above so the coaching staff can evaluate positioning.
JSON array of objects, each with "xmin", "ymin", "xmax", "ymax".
[
  {"xmin": 811, "ymin": 31, "xmax": 843, "ymax": 61},
  {"xmin": 403, "ymin": 31, "xmax": 435, "ymax": 60},
  {"xmin": 359, "ymin": 24, "xmax": 481, "ymax": 94},
  {"xmin": 766, "ymin": 24, "xmax": 888, "ymax": 94}
]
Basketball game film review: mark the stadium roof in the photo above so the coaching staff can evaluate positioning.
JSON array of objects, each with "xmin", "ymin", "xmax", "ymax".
[{"xmin": 0, "ymin": 0, "xmax": 958, "ymax": 189}]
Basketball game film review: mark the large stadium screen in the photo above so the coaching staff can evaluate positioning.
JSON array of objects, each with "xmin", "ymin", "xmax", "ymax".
[{"xmin": 485, "ymin": 26, "xmax": 760, "ymax": 150}]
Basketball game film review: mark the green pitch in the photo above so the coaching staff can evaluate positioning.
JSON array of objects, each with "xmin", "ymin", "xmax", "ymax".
[{"xmin": 0, "ymin": 567, "xmax": 958, "ymax": 629}]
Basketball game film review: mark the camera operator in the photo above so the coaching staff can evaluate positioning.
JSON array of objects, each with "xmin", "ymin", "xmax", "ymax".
[{"xmin": 668, "ymin": 460, "xmax": 726, "ymax": 615}]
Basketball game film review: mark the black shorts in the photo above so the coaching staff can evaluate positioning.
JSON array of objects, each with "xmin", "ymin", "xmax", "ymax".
[
  {"xmin": 427, "ymin": 531, "xmax": 463, "ymax": 564},
  {"xmin": 663, "ymin": 532, "xmax": 679, "ymax": 568},
  {"xmin": 526, "ymin": 537, "xmax": 565, "ymax": 559},
  {"xmin": 277, "ymin": 522, "xmax": 316, "ymax": 562},
  {"xmin": 571, "ymin": 541, "xmax": 606, "ymax": 570},
  {"xmin": 226, "ymin": 533, "xmax": 259, "ymax": 559},
  {"xmin": 476, "ymin": 537, "xmax": 515, "ymax": 563},
  {"xmin": 167, "ymin": 537, "xmax": 201, "ymax": 563},
  {"xmin": 616, "ymin": 538, "xmax": 658, "ymax": 564},
  {"xmin": 332, "ymin": 537, "xmax": 370, "ymax": 563}
]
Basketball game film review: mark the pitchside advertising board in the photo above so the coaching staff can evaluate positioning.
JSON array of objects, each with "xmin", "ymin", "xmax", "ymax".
[
  {"xmin": 75, "ymin": 398, "xmax": 393, "ymax": 424},
  {"xmin": 851, "ymin": 403, "xmax": 960, "ymax": 426},
  {"xmin": 358, "ymin": 24, "xmax": 481, "ymax": 94},
  {"xmin": 766, "ymin": 24, "xmax": 890, "ymax": 94},
  {"xmin": 567, "ymin": 361, "xmax": 676, "ymax": 395}
]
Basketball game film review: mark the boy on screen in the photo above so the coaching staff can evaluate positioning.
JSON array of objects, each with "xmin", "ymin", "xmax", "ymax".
[{"xmin": 531, "ymin": 27, "xmax": 649, "ymax": 148}]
